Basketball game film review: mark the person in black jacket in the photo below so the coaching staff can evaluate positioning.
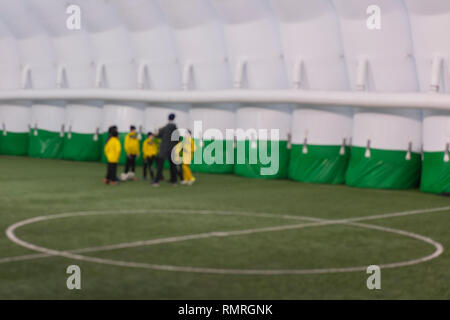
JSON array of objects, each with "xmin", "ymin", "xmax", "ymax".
[{"xmin": 152, "ymin": 113, "xmax": 179, "ymax": 187}]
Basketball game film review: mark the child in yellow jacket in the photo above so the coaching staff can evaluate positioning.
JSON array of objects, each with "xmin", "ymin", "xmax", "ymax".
[
  {"xmin": 142, "ymin": 132, "xmax": 158, "ymax": 180},
  {"xmin": 104, "ymin": 126, "xmax": 121, "ymax": 185},
  {"xmin": 179, "ymin": 130, "xmax": 196, "ymax": 185},
  {"xmin": 124, "ymin": 125, "xmax": 140, "ymax": 180}
]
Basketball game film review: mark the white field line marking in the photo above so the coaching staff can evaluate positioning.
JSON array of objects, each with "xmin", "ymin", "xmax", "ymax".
[
  {"xmin": 278, "ymin": 206, "xmax": 450, "ymax": 224},
  {"xmin": 60, "ymin": 219, "xmax": 446, "ymax": 274},
  {"xmin": 3, "ymin": 206, "xmax": 449, "ymax": 274},
  {"xmin": 0, "ymin": 253, "xmax": 49, "ymax": 264},
  {"xmin": 0, "ymin": 210, "xmax": 311, "ymax": 263},
  {"xmin": 72, "ymin": 221, "xmax": 325, "ymax": 254},
  {"xmin": 348, "ymin": 222, "xmax": 443, "ymax": 269}
]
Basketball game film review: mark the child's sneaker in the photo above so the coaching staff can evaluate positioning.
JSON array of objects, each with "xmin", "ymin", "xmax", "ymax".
[
  {"xmin": 180, "ymin": 180, "xmax": 188, "ymax": 185},
  {"xmin": 109, "ymin": 181, "xmax": 118, "ymax": 186},
  {"xmin": 187, "ymin": 180, "xmax": 195, "ymax": 186},
  {"xmin": 103, "ymin": 178, "xmax": 109, "ymax": 184}
]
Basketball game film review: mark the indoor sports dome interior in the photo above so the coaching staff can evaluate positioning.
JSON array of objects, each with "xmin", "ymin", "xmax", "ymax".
[{"xmin": 0, "ymin": 0, "xmax": 449, "ymax": 194}]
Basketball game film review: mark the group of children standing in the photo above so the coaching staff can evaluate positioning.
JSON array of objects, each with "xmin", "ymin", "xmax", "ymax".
[{"xmin": 103, "ymin": 121, "xmax": 196, "ymax": 187}]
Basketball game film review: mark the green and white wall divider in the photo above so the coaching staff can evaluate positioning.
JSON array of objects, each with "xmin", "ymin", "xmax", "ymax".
[
  {"xmin": 289, "ymin": 107, "xmax": 352, "ymax": 184},
  {"xmin": 333, "ymin": 0, "xmax": 422, "ymax": 189},
  {"xmin": 29, "ymin": 101, "xmax": 65, "ymax": 159},
  {"xmin": 421, "ymin": 110, "xmax": 450, "ymax": 193},
  {"xmin": 0, "ymin": 2, "xmax": 62, "ymax": 159},
  {"xmin": 25, "ymin": 65, "xmax": 65, "ymax": 161},
  {"xmin": 27, "ymin": 1, "xmax": 102, "ymax": 162},
  {"xmin": 211, "ymin": 0, "xmax": 291, "ymax": 179},
  {"xmin": 346, "ymin": 108, "xmax": 422, "ymax": 189},
  {"xmin": 234, "ymin": 105, "xmax": 292, "ymax": 179},
  {"xmin": 0, "ymin": 25, "xmax": 30, "ymax": 156},
  {"xmin": 0, "ymin": 102, "xmax": 31, "ymax": 156},
  {"xmin": 23, "ymin": 52, "xmax": 62, "ymax": 160},
  {"xmin": 273, "ymin": 0, "xmax": 353, "ymax": 184},
  {"xmin": 190, "ymin": 104, "xmax": 236, "ymax": 174},
  {"xmin": 75, "ymin": 1, "xmax": 143, "ymax": 166},
  {"xmin": 64, "ymin": 102, "xmax": 102, "ymax": 162},
  {"xmin": 160, "ymin": 0, "xmax": 236, "ymax": 174},
  {"xmin": 405, "ymin": 0, "xmax": 450, "ymax": 194}
]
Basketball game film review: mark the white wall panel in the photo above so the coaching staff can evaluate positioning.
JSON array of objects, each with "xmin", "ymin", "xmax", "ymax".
[
  {"xmin": 332, "ymin": 0, "xmax": 421, "ymax": 151},
  {"xmin": 160, "ymin": 0, "xmax": 235, "ymax": 136},
  {"xmin": 113, "ymin": 0, "xmax": 189, "ymax": 134},
  {"xmin": 211, "ymin": 0, "xmax": 290, "ymax": 142},
  {"xmin": 271, "ymin": 0, "xmax": 352, "ymax": 146},
  {"xmin": 405, "ymin": 0, "xmax": 450, "ymax": 153}
]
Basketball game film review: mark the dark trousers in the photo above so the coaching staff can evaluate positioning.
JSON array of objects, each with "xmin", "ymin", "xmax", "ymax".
[
  {"xmin": 154, "ymin": 156, "xmax": 178, "ymax": 184},
  {"xmin": 143, "ymin": 156, "xmax": 156, "ymax": 179},
  {"xmin": 177, "ymin": 164, "xmax": 183, "ymax": 181},
  {"xmin": 125, "ymin": 155, "xmax": 137, "ymax": 173},
  {"xmin": 106, "ymin": 163, "xmax": 118, "ymax": 182}
]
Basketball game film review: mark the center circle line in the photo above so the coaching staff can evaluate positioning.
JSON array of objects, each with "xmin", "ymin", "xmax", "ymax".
[{"xmin": 4, "ymin": 208, "xmax": 446, "ymax": 275}]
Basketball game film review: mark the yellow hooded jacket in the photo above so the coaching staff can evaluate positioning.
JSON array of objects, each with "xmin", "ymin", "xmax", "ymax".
[
  {"xmin": 143, "ymin": 137, "xmax": 158, "ymax": 158},
  {"xmin": 104, "ymin": 136, "xmax": 121, "ymax": 163},
  {"xmin": 174, "ymin": 137, "xmax": 196, "ymax": 165},
  {"xmin": 124, "ymin": 132, "xmax": 140, "ymax": 156}
]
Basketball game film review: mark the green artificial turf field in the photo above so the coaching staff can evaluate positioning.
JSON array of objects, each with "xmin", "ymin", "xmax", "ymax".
[{"xmin": 0, "ymin": 155, "xmax": 449, "ymax": 299}]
